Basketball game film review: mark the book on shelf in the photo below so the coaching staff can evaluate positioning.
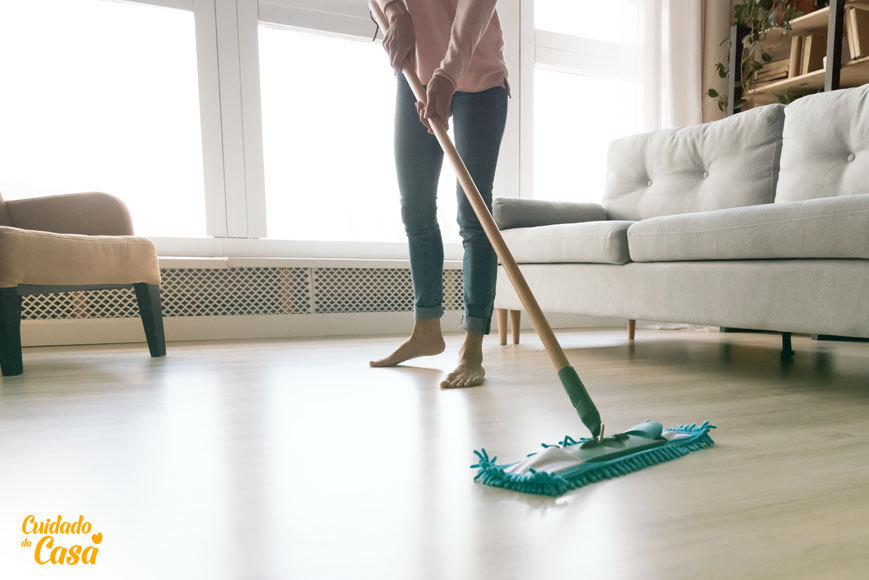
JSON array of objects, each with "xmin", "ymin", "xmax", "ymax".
[
  {"xmin": 756, "ymin": 58, "xmax": 789, "ymax": 81},
  {"xmin": 847, "ymin": 5, "xmax": 869, "ymax": 60},
  {"xmin": 756, "ymin": 71, "xmax": 788, "ymax": 82},
  {"xmin": 847, "ymin": 7, "xmax": 854, "ymax": 58},
  {"xmin": 756, "ymin": 72, "xmax": 788, "ymax": 83},
  {"xmin": 801, "ymin": 32, "xmax": 826, "ymax": 75},
  {"xmin": 788, "ymin": 36, "xmax": 803, "ymax": 78}
]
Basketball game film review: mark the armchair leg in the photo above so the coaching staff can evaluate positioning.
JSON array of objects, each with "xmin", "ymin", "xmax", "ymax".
[
  {"xmin": 496, "ymin": 308, "xmax": 507, "ymax": 345},
  {"xmin": 0, "ymin": 287, "xmax": 23, "ymax": 376},
  {"xmin": 628, "ymin": 319, "xmax": 636, "ymax": 341},
  {"xmin": 509, "ymin": 310, "xmax": 521, "ymax": 345},
  {"xmin": 134, "ymin": 283, "xmax": 166, "ymax": 358}
]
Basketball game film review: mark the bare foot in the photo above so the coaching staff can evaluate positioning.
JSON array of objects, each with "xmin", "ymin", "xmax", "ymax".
[
  {"xmin": 440, "ymin": 331, "xmax": 485, "ymax": 388},
  {"xmin": 370, "ymin": 319, "xmax": 445, "ymax": 367}
]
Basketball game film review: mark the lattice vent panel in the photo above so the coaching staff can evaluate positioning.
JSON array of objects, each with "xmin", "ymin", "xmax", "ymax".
[
  {"xmin": 314, "ymin": 268, "xmax": 412, "ymax": 313},
  {"xmin": 21, "ymin": 288, "xmax": 139, "ymax": 320},
  {"xmin": 313, "ymin": 268, "xmax": 464, "ymax": 314},
  {"xmin": 443, "ymin": 269, "xmax": 464, "ymax": 312},
  {"xmin": 160, "ymin": 267, "xmax": 311, "ymax": 317},
  {"xmin": 20, "ymin": 266, "xmax": 464, "ymax": 320}
]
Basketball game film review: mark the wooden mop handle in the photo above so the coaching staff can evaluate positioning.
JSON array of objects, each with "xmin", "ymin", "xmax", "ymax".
[{"xmin": 369, "ymin": 1, "xmax": 570, "ymax": 371}]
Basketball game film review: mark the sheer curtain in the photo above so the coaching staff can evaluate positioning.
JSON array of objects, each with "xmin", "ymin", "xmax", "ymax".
[{"xmin": 639, "ymin": 0, "xmax": 704, "ymax": 131}]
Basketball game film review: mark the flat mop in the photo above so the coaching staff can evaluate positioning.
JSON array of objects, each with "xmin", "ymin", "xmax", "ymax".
[{"xmin": 369, "ymin": 2, "xmax": 714, "ymax": 496}]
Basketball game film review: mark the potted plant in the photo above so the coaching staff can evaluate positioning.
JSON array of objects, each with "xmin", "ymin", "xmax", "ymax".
[{"xmin": 709, "ymin": 0, "xmax": 811, "ymax": 112}]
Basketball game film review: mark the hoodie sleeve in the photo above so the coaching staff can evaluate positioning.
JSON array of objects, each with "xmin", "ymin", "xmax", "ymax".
[
  {"xmin": 431, "ymin": 0, "xmax": 498, "ymax": 88},
  {"xmin": 374, "ymin": 0, "xmax": 405, "ymax": 15}
]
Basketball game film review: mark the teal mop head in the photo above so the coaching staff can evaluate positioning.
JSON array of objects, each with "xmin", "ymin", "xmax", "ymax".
[{"xmin": 471, "ymin": 420, "xmax": 715, "ymax": 496}]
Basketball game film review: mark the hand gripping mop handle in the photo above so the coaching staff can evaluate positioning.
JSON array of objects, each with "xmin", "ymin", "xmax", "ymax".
[{"xmin": 369, "ymin": 1, "xmax": 602, "ymax": 438}]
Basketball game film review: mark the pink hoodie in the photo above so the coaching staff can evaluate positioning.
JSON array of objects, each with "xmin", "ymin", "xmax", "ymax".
[{"xmin": 378, "ymin": 0, "xmax": 508, "ymax": 93}]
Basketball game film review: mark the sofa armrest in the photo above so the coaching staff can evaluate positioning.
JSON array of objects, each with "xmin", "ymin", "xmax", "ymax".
[
  {"xmin": 5, "ymin": 192, "xmax": 134, "ymax": 235},
  {"xmin": 492, "ymin": 197, "xmax": 607, "ymax": 230}
]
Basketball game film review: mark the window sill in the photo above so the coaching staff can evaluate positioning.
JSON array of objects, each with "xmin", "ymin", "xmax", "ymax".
[{"xmin": 151, "ymin": 236, "xmax": 464, "ymax": 264}]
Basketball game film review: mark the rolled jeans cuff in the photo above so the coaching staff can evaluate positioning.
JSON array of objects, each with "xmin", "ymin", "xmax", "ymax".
[
  {"xmin": 414, "ymin": 305, "xmax": 444, "ymax": 320},
  {"xmin": 461, "ymin": 314, "xmax": 491, "ymax": 335}
]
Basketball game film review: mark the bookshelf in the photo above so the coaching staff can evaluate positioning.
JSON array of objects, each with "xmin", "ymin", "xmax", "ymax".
[
  {"xmin": 728, "ymin": 0, "xmax": 869, "ymax": 114},
  {"xmin": 767, "ymin": 0, "xmax": 869, "ymax": 38},
  {"xmin": 747, "ymin": 55, "xmax": 869, "ymax": 102}
]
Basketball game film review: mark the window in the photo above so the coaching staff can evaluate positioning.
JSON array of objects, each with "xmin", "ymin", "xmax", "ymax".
[
  {"xmin": 532, "ymin": 0, "xmax": 642, "ymax": 203},
  {"xmin": 0, "ymin": 0, "xmax": 498, "ymax": 253},
  {"xmin": 535, "ymin": 0, "xmax": 639, "ymax": 45},
  {"xmin": 533, "ymin": 70, "xmax": 639, "ymax": 203},
  {"xmin": 0, "ymin": 0, "xmax": 206, "ymax": 237},
  {"xmin": 258, "ymin": 25, "xmax": 460, "ymax": 244}
]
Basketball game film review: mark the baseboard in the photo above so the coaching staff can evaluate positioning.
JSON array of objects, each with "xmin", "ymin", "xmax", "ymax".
[{"xmin": 21, "ymin": 312, "xmax": 622, "ymax": 347}]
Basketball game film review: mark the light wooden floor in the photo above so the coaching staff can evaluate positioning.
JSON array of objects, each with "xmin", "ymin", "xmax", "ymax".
[{"xmin": 1, "ymin": 329, "xmax": 868, "ymax": 579}]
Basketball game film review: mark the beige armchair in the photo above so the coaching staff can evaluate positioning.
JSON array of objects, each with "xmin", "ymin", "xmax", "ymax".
[{"xmin": 0, "ymin": 191, "xmax": 165, "ymax": 376}]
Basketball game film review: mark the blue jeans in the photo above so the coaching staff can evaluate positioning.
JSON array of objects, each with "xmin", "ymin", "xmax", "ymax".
[{"xmin": 394, "ymin": 74, "xmax": 508, "ymax": 334}]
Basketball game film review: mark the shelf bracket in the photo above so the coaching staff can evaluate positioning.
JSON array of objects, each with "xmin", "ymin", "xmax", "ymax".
[
  {"xmin": 727, "ymin": 24, "xmax": 750, "ymax": 116},
  {"xmin": 825, "ymin": 0, "xmax": 846, "ymax": 91}
]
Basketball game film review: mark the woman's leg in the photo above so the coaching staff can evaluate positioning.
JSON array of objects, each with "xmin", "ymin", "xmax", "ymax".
[
  {"xmin": 440, "ymin": 84, "xmax": 508, "ymax": 388},
  {"xmin": 371, "ymin": 75, "xmax": 447, "ymax": 367}
]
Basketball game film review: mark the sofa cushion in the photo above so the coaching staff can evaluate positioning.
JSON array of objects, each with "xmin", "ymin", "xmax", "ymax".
[
  {"xmin": 502, "ymin": 221, "xmax": 633, "ymax": 264},
  {"xmin": 603, "ymin": 104, "xmax": 785, "ymax": 221},
  {"xmin": 777, "ymin": 85, "xmax": 869, "ymax": 202},
  {"xmin": 493, "ymin": 197, "xmax": 606, "ymax": 230},
  {"xmin": 0, "ymin": 226, "xmax": 160, "ymax": 287},
  {"xmin": 627, "ymin": 194, "xmax": 869, "ymax": 262},
  {"xmin": 494, "ymin": 261, "xmax": 869, "ymax": 338}
]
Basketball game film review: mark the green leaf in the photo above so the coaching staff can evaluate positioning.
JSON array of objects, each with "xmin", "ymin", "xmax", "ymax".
[
  {"xmin": 708, "ymin": 88, "xmax": 720, "ymax": 98},
  {"xmin": 751, "ymin": 60, "xmax": 764, "ymax": 70},
  {"xmin": 762, "ymin": 52, "xmax": 773, "ymax": 63}
]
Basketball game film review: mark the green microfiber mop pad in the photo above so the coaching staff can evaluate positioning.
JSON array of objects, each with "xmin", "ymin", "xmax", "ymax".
[{"xmin": 471, "ymin": 421, "xmax": 715, "ymax": 496}]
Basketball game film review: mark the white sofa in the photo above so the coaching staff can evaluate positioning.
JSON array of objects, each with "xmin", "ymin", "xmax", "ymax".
[{"xmin": 492, "ymin": 85, "xmax": 869, "ymax": 344}]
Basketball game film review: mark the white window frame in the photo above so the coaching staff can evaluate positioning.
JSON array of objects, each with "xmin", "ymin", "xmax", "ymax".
[
  {"xmin": 259, "ymin": 0, "xmax": 374, "ymax": 38},
  {"xmin": 194, "ymin": 0, "xmax": 267, "ymax": 238},
  {"xmin": 522, "ymin": 0, "xmax": 640, "ymax": 198}
]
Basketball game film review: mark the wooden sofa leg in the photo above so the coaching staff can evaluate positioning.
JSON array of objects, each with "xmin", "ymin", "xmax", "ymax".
[
  {"xmin": 496, "ymin": 308, "xmax": 507, "ymax": 345},
  {"xmin": 628, "ymin": 319, "xmax": 636, "ymax": 341},
  {"xmin": 0, "ymin": 287, "xmax": 23, "ymax": 376},
  {"xmin": 134, "ymin": 283, "xmax": 166, "ymax": 358},
  {"xmin": 509, "ymin": 310, "xmax": 521, "ymax": 345}
]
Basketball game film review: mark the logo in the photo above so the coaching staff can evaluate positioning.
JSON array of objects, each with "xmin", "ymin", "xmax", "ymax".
[{"xmin": 20, "ymin": 515, "xmax": 102, "ymax": 565}]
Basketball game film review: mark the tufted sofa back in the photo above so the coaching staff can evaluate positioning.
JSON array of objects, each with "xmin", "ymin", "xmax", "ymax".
[
  {"xmin": 776, "ymin": 85, "xmax": 869, "ymax": 202},
  {"xmin": 602, "ymin": 104, "xmax": 786, "ymax": 221}
]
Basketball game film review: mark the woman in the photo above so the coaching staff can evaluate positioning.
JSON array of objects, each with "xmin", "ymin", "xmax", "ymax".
[{"xmin": 369, "ymin": 0, "xmax": 509, "ymax": 389}]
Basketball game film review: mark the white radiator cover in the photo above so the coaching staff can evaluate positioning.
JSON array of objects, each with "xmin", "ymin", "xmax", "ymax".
[
  {"xmin": 20, "ymin": 259, "xmax": 619, "ymax": 345},
  {"xmin": 22, "ymin": 266, "xmax": 463, "ymax": 320}
]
